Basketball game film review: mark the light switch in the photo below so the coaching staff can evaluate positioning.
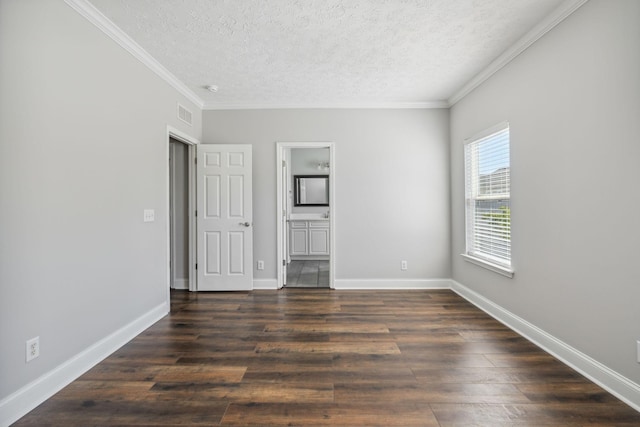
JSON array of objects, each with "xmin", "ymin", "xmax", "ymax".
[{"xmin": 143, "ymin": 209, "xmax": 155, "ymax": 222}]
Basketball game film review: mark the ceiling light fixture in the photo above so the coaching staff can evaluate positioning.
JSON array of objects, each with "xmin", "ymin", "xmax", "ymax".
[
  {"xmin": 317, "ymin": 161, "xmax": 330, "ymax": 171},
  {"xmin": 205, "ymin": 85, "xmax": 219, "ymax": 93}
]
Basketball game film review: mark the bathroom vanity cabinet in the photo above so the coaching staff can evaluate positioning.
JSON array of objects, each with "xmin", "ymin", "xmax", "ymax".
[{"xmin": 289, "ymin": 220, "xmax": 330, "ymax": 259}]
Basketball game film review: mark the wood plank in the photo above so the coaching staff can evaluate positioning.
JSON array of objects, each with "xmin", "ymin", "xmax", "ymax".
[
  {"xmin": 264, "ymin": 322, "xmax": 390, "ymax": 333},
  {"xmin": 152, "ymin": 365, "xmax": 246, "ymax": 382},
  {"xmin": 242, "ymin": 367, "xmax": 417, "ymax": 384},
  {"xmin": 397, "ymin": 339, "xmax": 541, "ymax": 354},
  {"xmin": 221, "ymin": 402, "xmax": 440, "ymax": 426},
  {"xmin": 431, "ymin": 402, "xmax": 640, "ymax": 426},
  {"xmin": 178, "ymin": 352, "xmax": 335, "ymax": 369},
  {"xmin": 17, "ymin": 399, "xmax": 228, "ymax": 425},
  {"xmin": 516, "ymin": 382, "xmax": 623, "ymax": 403},
  {"xmin": 150, "ymin": 381, "xmax": 334, "ymax": 403},
  {"xmin": 412, "ymin": 366, "xmax": 585, "ymax": 384},
  {"xmin": 54, "ymin": 381, "xmax": 154, "ymax": 400},
  {"xmin": 255, "ymin": 341, "xmax": 401, "ymax": 354},
  {"xmin": 484, "ymin": 352, "xmax": 563, "ymax": 368},
  {"xmin": 334, "ymin": 382, "xmax": 531, "ymax": 404}
]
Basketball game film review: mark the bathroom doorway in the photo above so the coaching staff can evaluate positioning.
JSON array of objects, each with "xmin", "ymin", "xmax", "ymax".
[{"xmin": 276, "ymin": 142, "xmax": 335, "ymax": 289}]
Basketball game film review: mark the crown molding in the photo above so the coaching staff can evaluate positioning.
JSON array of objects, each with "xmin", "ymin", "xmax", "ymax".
[
  {"xmin": 64, "ymin": 0, "xmax": 204, "ymax": 109},
  {"xmin": 447, "ymin": 0, "xmax": 589, "ymax": 107},
  {"xmin": 65, "ymin": 0, "xmax": 588, "ymax": 111},
  {"xmin": 202, "ymin": 101, "xmax": 449, "ymax": 110}
]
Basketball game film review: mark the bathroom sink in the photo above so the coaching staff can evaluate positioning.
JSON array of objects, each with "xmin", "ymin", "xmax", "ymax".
[{"xmin": 289, "ymin": 213, "xmax": 329, "ymax": 220}]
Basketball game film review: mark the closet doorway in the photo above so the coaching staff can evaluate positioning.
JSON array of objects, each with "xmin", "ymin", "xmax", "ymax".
[
  {"xmin": 276, "ymin": 142, "xmax": 335, "ymax": 289},
  {"xmin": 167, "ymin": 127, "xmax": 197, "ymax": 296}
]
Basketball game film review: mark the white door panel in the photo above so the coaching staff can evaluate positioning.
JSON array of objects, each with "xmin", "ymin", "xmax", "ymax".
[
  {"xmin": 197, "ymin": 145, "xmax": 252, "ymax": 291},
  {"xmin": 204, "ymin": 176, "xmax": 220, "ymax": 217}
]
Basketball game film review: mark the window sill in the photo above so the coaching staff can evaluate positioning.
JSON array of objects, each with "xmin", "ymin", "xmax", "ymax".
[{"xmin": 461, "ymin": 254, "xmax": 514, "ymax": 278}]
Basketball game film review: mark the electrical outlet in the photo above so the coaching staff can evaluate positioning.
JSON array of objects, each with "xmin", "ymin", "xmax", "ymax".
[
  {"xmin": 143, "ymin": 209, "xmax": 155, "ymax": 222},
  {"xmin": 401, "ymin": 260, "xmax": 408, "ymax": 271},
  {"xmin": 257, "ymin": 260, "xmax": 264, "ymax": 270},
  {"xmin": 26, "ymin": 337, "xmax": 39, "ymax": 362}
]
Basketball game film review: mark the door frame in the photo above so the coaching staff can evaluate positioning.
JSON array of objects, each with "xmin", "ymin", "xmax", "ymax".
[
  {"xmin": 276, "ymin": 142, "xmax": 335, "ymax": 289},
  {"xmin": 166, "ymin": 126, "xmax": 199, "ymax": 302}
]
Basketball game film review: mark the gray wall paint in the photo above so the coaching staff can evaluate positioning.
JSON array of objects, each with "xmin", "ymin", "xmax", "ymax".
[
  {"xmin": 450, "ymin": 0, "xmax": 640, "ymax": 383},
  {"xmin": 202, "ymin": 109, "xmax": 450, "ymax": 281},
  {"xmin": 291, "ymin": 148, "xmax": 330, "ymax": 175},
  {"xmin": 0, "ymin": 0, "xmax": 201, "ymax": 400}
]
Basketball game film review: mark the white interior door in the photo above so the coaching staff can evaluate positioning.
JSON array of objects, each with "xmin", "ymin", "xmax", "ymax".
[{"xmin": 196, "ymin": 144, "xmax": 253, "ymax": 291}]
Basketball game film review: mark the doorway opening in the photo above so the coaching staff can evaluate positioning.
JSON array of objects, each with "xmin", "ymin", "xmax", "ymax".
[
  {"xmin": 169, "ymin": 138, "xmax": 190, "ymax": 290},
  {"xmin": 167, "ymin": 127, "xmax": 198, "ymax": 303},
  {"xmin": 276, "ymin": 142, "xmax": 335, "ymax": 289}
]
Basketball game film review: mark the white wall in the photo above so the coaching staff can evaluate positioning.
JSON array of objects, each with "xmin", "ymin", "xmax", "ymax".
[
  {"xmin": 450, "ymin": 0, "xmax": 640, "ymax": 385},
  {"xmin": 0, "ymin": 0, "xmax": 201, "ymax": 412},
  {"xmin": 202, "ymin": 109, "xmax": 450, "ymax": 284}
]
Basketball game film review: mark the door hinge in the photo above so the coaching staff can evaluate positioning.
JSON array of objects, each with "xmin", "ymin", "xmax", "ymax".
[
  {"xmin": 195, "ymin": 263, "xmax": 198, "ymax": 270},
  {"xmin": 194, "ymin": 157, "xmax": 197, "ymax": 165},
  {"xmin": 282, "ymin": 160, "xmax": 286, "ymax": 167},
  {"xmin": 283, "ymin": 259, "xmax": 286, "ymax": 266},
  {"xmin": 195, "ymin": 210, "xmax": 197, "ymax": 217}
]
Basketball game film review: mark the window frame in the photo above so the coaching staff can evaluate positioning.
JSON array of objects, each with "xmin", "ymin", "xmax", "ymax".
[{"xmin": 462, "ymin": 122, "xmax": 514, "ymax": 278}]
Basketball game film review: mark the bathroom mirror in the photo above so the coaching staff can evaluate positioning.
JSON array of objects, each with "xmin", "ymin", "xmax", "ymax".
[{"xmin": 294, "ymin": 175, "xmax": 329, "ymax": 206}]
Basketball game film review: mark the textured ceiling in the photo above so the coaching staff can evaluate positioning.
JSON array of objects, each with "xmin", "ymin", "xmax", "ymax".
[{"xmin": 88, "ymin": 0, "xmax": 567, "ymax": 108}]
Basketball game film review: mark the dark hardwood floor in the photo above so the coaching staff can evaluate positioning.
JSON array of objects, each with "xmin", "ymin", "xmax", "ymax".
[{"xmin": 13, "ymin": 289, "xmax": 640, "ymax": 426}]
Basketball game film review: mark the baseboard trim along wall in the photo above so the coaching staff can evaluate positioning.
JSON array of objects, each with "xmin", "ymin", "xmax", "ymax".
[
  {"xmin": 171, "ymin": 279, "xmax": 189, "ymax": 290},
  {"xmin": 450, "ymin": 280, "xmax": 640, "ymax": 412},
  {"xmin": 253, "ymin": 279, "xmax": 278, "ymax": 290},
  {"xmin": 334, "ymin": 279, "xmax": 451, "ymax": 290},
  {"xmin": 0, "ymin": 302, "xmax": 169, "ymax": 427}
]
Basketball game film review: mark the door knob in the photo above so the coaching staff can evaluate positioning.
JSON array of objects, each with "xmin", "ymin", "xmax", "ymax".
[{"xmin": 239, "ymin": 222, "xmax": 251, "ymax": 227}]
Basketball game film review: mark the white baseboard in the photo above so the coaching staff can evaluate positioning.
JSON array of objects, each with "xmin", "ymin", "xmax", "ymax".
[
  {"xmin": 170, "ymin": 278, "xmax": 188, "ymax": 290},
  {"xmin": 253, "ymin": 279, "xmax": 278, "ymax": 290},
  {"xmin": 450, "ymin": 280, "xmax": 640, "ymax": 412},
  {"xmin": 0, "ymin": 302, "xmax": 169, "ymax": 427},
  {"xmin": 334, "ymin": 279, "xmax": 451, "ymax": 290}
]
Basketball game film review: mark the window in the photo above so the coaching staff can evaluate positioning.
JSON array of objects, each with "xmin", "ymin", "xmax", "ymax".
[{"xmin": 463, "ymin": 122, "xmax": 513, "ymax": 277}]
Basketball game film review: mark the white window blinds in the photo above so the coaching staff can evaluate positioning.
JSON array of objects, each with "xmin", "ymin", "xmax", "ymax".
[{"xmin": 464, "ymin": 124, "xmax": 511, "ymax": 268}]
